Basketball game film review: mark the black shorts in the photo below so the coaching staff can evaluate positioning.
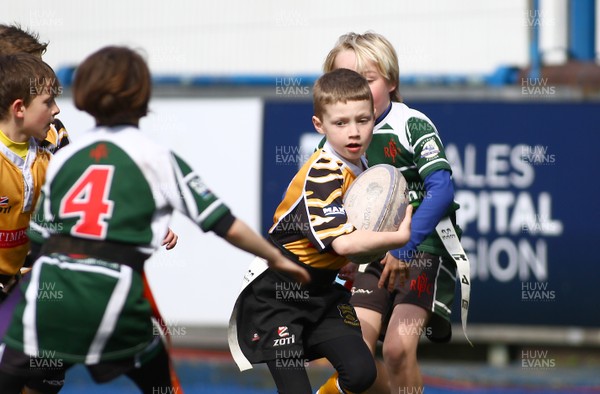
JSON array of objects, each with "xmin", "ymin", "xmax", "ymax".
[
  {"xmin": 235, "ymin": 267, "xmax": 363, "ymax": 364},
  {"xmin": 350, "ymin": 252, "xmax": 456, "ymax": 343},
  {"xmin": 0, "ymin": 336, "xmax": 167, "ymax": 394}
]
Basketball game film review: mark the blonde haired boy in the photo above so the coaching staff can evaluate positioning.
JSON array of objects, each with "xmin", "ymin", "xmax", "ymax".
[{"xmin": 319, "ymin": 31, "xmax": 465, "ymax": 393}]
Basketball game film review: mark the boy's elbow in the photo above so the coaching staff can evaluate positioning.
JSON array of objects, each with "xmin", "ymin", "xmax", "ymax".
[
  {"xmin": 222, "ymin": 218, "xmax": 242, "ymax": 242},
  {"xmin": 331, "ymin": 236, "xmax": 354, "ymax": 257}
]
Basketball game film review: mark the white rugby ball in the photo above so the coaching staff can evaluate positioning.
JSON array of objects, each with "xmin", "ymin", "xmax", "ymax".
[{"xmin": 343, "ymin": 164, "xmax": 409, "ymax": 264}]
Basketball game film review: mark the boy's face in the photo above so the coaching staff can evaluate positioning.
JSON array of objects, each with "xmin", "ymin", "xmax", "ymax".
[
  {"xmin": 312, "ymin": 99, "xmax": 374, "ymax": 166},
  {"xmin": 20, "ymin": 93, "xmax": 60, "ymax": 141},
  {"xmin": 333, "ymin": 49, "xmax": 396, "ymax": 120}
]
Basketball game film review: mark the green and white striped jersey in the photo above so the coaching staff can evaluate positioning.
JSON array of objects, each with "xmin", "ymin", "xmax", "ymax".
[
  {"xmin": 366, "ymin": 102, "xmax": 461, "ymax": 256},
  {"xmin": 5, "ymin": 126, "xmax": 235, "ymax": 364},
  {"xmin": 30, "ymin": 125, "xmax": 231, "ymax": 251}
]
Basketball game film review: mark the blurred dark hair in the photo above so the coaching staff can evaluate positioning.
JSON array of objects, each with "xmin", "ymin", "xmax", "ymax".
[
  {"xmin": 0, "ymin": 24, "xmax": 48, "ymax": 56},
  {"xmin": 73, "ymin": 46, "xmax": 151, "ymax": 126}
]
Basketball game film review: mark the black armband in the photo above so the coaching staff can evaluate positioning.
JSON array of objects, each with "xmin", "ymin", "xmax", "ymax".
[{"xmin": 211, "ymin": 212, "xmax": 236, "ymax": 238}]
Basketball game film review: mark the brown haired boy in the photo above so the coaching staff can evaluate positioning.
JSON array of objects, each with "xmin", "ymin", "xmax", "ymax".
[
  {"xmin": 229, "ymin": 68, "xmax": 412, "ymax": 394},
  {"xmin": 0, "ymin": 24, "xmax": 68, "ymax": 153},
  {"xmin": 0, "ymin": 46, "xmax": 308, "ymax": 394},
  {"xmin": 0, "ymin": 53, "xmax": 60, "ymax": 295}
]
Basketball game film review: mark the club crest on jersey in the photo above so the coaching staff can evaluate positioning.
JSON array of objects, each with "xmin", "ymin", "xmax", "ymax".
[
  {"xmin": 323, "ymin": 204, "xmax": 345, "ymax": 216},
  {"xmin": 421, "ymin": 139, "xmax": 440, "ymax": 159},
  {"xmin": 90, "ymin": 143, "xmax": 109, "ymax": 162},
  {"xmin": 383, "ymin": 138, "xmax": 401, "ymax": 163}
]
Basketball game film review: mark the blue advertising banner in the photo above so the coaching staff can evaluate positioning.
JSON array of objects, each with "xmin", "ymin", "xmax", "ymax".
[{"xmin": 262, "ymin": 99, "xmax": 599, "ymax": 327}]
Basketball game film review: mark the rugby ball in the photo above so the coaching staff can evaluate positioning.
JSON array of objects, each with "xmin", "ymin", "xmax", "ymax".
[{"xmin": 343, "ymin": 164, "xmax": 409, "ymax": 264}]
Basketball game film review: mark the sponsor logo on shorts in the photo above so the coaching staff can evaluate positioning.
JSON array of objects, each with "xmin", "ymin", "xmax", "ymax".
[
  {"xmin": 273, "ymin": 326, "xmax": 296, "ymax": 347},
  {"xmin": 251, "ymin": 333, "xmax": 260, "ymax": 342},
  {"xmin": 42, "ymin": 379, "xmax": 65, "ymax": 386},
  {"xmin": 273, "ymin": 335, "xmax": 296, "ymax": 347},
  {"xmin": 351, "ymin": 287, "xmax": 373, "ymax": 295},
  {"xmin": 278, "ymin": 326, "xmax": 289, "ymax": 337},
  {"xmin": 337, "ymin": 304, "xmax": 360, "ymax": 327}
]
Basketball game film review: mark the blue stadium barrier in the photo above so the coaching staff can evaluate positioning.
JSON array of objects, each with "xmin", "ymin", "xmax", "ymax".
[{"xmin": 54, "ymin": 66, "xmax": 521, "ymax": 88}]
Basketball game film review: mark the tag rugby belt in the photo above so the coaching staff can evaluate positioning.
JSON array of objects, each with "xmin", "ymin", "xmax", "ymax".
[{"xmin": 40, "ymin": 235, "xmax": 150, "ymax": 273}]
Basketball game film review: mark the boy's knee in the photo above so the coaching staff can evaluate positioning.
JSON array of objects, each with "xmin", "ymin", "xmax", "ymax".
[
  {"xmin": 338, "ymin": 357, "xmax": 377, "ymax": 393},
  {"xmin": 382, "ymin": 341, "xmax": 414, "ymax": 369}
]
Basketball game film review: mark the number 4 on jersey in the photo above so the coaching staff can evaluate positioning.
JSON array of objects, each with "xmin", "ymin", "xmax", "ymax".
[{"xmin": 59, "ymin": 165, "xmax": 115, "ymax": 239}]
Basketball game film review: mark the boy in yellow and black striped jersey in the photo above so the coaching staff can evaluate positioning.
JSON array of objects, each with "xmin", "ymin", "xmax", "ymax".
[{"xmin": 229, "ymin": 68, "xmax": 413, "ymax": 394}]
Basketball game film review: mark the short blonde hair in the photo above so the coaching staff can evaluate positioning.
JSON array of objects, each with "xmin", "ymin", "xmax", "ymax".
[
  {"xmin": 313, "ymin": 68, "xmax": 373, "ymax": 119},
  {"xmin": 323, "ymin": 31, "xmax": 401, "ymax": 102}
]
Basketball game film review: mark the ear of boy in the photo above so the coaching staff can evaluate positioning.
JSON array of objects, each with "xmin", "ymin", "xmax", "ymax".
[
  {"xmin": 0, "ymin": 100, "xmax": 25, "ymax": 142},
  {"xmin": 13, "ymin": 99, "xmax": 25, "ymax": 117},
  {"xmin": 312, "ymin": 116, "xmax": 325, "ymax": 135}
]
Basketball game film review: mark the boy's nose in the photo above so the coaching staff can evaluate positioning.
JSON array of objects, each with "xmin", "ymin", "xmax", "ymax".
[{"xmin": 348, "ymin": 122, "xmax": 359, "ymax": 136}]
